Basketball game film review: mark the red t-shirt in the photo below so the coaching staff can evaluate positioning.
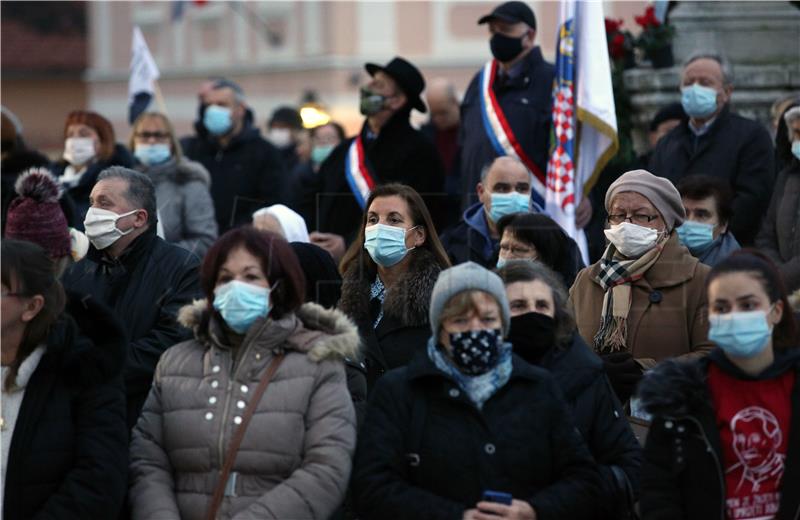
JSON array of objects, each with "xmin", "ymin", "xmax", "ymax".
[{"xmin": 707, "ymin": 362, "xmax": 795, "ymax": 520}]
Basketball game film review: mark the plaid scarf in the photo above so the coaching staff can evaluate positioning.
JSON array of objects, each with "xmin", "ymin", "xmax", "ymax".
[{"xmin": 592, "ymin": 240, "xmax": 665, "ymax": 353}]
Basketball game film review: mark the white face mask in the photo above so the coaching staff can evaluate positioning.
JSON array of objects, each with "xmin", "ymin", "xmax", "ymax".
[
  {"xmin": 604, "ymin": 222, "xmax": 660, "ymax": 258},
  {"xmin": 267, "ymin": 128, "xmax": 293, "ymax": 149},
  {"xmin": 83, "ymin": 207, "xmax": 139, "ymax": 250},
  {"xmin": 63, "ymin": 137, "xmax": 96, "ymax": 166}
]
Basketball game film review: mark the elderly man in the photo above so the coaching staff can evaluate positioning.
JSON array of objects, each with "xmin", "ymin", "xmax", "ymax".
[
  {"xmin": 458, "ymin": 1, "xmax": 554, "ymax": 214},
  {"xmin": 180, "ymin": 78, "xmax": 287, "ymax": 234},
  {"xmin": 649, "ymin": 52, "xmax": 775, "ymax": 246},
  {"xmin": 439, "ymin": 156, "xmax": 537, "ymax": 268},
  {"xmin": 301, "ymin": 56, "xmax": 444, "ymax": 262},
  {"xmin": 62, "ymin": 167, "xmax": 201, "ymax": 428},
  {"xmin": 569, "ymin": 169, "xmax": 713, "ymax": 404}
]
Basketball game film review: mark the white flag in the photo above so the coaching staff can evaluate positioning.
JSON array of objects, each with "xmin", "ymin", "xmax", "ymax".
[{"xmin": 128, "ymin": 26, "xmax": 160, "ymax": 123}]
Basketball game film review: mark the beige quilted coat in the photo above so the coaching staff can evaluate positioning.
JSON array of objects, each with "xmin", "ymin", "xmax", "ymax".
[{"xmin": 129, "ymin": 301, "xmax": 359, "ymax": 520}]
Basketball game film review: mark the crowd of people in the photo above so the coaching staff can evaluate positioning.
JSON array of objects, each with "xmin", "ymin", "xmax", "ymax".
[{"xmin": 1, "ymin": 2, "xmax": 799, "ymax": 519}]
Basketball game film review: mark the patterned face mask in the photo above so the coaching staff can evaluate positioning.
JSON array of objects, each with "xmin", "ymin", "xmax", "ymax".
[{"xmin": 448, "ymin": 328, "xmax": 504, "ymax": 376}]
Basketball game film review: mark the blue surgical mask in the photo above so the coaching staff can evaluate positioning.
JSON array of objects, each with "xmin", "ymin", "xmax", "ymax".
[
  {"xmin": 496, "ymin": 257, "xmax": 507, "ymax": 269},
  {"xmin": 134, "ymin": 143, "xmax": 172, "ymax": 166},
  {"xmin": 213, "ymin": 280, "xmax": 271, "ymax": 334},
  {"xmin": 709, "ymin": 309, "xmax": 773, "ymax": 359},
  {"xmin": 203, "ymin": 105, "xmax": 233, "ymax": 136},
  {"xmin": 681, "ymin": 84, "xmax": 718, "ymax": 119},
  {"xmin": 364, "ymin": 223, "xmax": 416, "ymax": 267},
  {"xmin": 792, "ymin": 140, "xmax": 800, "ymax": 161},
  {"xmin": 311, "ymin": 145, "xmax": 335, "ymax": 165},
  {"xmin": 489, "ymin": 192, "xmax": 530, "ymax": 222},
  {"xmin": 676, "ymin": 220, "xmax": 715, "ymax": 255}
]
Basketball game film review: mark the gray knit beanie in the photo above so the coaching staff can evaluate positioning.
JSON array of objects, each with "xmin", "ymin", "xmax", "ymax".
[
  {"xmin": 605, "ymin": 169, "xmax": 686, "ymax": 230},
  {"xmin": 429, "ymin": 262, "xmax": 511, "ymax": 337}
]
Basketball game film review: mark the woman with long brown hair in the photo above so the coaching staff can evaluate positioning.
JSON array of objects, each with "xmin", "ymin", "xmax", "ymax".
[{"xmin": 338, "ymin": 183, "xmax": 450, "ymax": 389}]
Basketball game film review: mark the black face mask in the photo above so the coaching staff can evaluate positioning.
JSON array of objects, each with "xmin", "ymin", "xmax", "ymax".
[
  {"xmin": 490, "ymin": 32, "xmax": 525, "ymax": 63},
  {"xmin": 508, "ymin": 311, "xmax": 557, "ymax": 364}
]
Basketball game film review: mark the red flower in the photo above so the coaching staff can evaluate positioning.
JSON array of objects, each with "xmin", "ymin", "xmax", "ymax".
[
  {"xmin": 635, "ymin": 6, "xmax": 660, "ymax": 29},
  {"xmin": 610, "ymin": 33, "xmax": 626, "ymax": 59},
  {"xmin": 605, "ymin": 17, "xmax": 623, "ymax": 35}
]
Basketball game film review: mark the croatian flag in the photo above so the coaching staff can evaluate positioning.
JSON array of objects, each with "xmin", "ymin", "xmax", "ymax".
[
  {"xmin": 128, "ymin": 26, "xmax": 160, "ymax": 124},
  {"xmin": 546, "ymin": 0, "xmax": 618, "ymax": 263}
]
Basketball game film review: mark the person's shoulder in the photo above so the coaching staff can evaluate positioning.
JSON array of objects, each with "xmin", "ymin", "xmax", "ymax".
[{"xmin": 151, "ymin": 237, "xmax": 201, "ymax": 268}]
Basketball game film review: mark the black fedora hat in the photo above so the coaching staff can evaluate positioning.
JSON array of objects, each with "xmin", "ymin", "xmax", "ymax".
[{"xmin": 365, "ymin": 56, "xmax": 427, "ymax": 114}]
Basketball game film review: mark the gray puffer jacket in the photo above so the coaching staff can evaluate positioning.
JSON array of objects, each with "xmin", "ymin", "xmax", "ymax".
[
  {"xmin": 129, "ymin": 301, "xmax": 359, "ymax": 520},
  {"xmin": 137, "ymin": 157, "xmax": 218, "ymax": 257}
]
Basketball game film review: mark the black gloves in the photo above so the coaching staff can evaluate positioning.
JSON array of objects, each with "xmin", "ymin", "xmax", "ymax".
[{"xmin": 601, "ymin": 351, "xmax": 643, "ymax": 404}]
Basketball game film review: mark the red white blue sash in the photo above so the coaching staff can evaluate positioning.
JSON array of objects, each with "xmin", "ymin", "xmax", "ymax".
[
  {"xmin": 344, "ymin": 136, "xmax": 376, "ymax": 209},
  {"xmin": 479, "ymin": 59, "xmax": 546, "ymax": 203}
]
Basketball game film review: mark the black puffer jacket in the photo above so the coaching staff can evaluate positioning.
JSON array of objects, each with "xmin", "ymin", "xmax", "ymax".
[
  {"xmin": 180, "ymin": 109, "xmax": 287, "ymax": 234},
  {"xmin": 638, "ymin": 348, "xmax": 800, "ymax": 520},
  {"xmin": 2, "ymin": 295, "xmax": 128, "ymax": 520},
  {"xmin": 61, "ymin": 225, "xmax": 202, "ymax": 428},
  {"xmin": 351, "ymin": 350, "xmax": 601, "ymax": 520},
  {"xmin": 536, "ymin": 333, "xmax": 641, "ymax": 519}
]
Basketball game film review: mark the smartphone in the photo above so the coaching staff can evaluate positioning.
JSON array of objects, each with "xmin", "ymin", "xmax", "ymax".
[{"xmin": 482, "ymin": 490, "xmax": 513, "ymax": 505}]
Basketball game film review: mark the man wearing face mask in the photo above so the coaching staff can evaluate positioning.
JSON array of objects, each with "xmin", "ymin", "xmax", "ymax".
[
  {"xmin": 439, "ymin": 156, "xmax": 540, "ymax": 268},
  {"xmin": 676, "ymin": 175, "xmax": 741, "ymax": 267},
  {"xmin": 180, "ymin": 78, "xmax": 287, "ymax": 234},
  {"xmin": 62, "ymin": 167, "xmax": 201, "ymax": 429},
  {"xmin": 458, "ymin": 2, "xmax": 554, "ymax": 214},
  {"xmin": 299, "ymin": 57, "xmax": 445, "ymax": 262},
  {"xmin": 649, "ymin": 52, "xmax": 775, "ymax": 247},
  {"xmin": 569, "ymin": 169, "xmax": 714, "ymax": 405},
  {"xmin": 266, "ymin": 106, "xmax": 304, "ymax": 172}
]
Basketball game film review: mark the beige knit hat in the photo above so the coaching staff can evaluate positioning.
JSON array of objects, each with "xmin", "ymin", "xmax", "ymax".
[{"xmin": 605, "ymin": 169, "xmax": 686, "ymax": 230}]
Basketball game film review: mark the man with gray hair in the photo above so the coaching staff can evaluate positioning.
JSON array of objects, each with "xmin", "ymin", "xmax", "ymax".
[
  {"xmin": 649, "ymin": 51, "xmax": 775, "ymax": 246},
  {"xmin": 181, "ymin": 78, "xmax": 287, "ymax": 234},
  {"xmin": 62, "ymin": 166, "xmax": 201, "ymax": 429}
]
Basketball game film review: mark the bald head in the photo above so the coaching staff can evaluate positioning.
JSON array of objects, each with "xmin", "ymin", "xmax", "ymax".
[{"xmin": 426, "ymin": 78, "xmax": 460, "ymax": 131}]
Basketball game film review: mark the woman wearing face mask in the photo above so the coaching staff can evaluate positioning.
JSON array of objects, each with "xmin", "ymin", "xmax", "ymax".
[
  {"xmin": 129, "ymin": 227, "xmax": 358, "ymax": 520},
  {"xmin": 52, "ymin": 110, "xmax": 134, "ymax": 228},
  {"xmin": 756, "ymin": 103, "xmax": 800, "ymax": 294},
  {"xmin": 130, "ymin": 112, "xmax": 218, "ymax": 257},
  {"xmin": 569, "ymin": 169, "xmax": 714, "ymax": 405},
  {"xmin": 497, "ymin": 260, "xmax": 641, "ymax": 519},
  {"xmin": 495, "ymin": 212, "xmax": 585, "ymax": 287},
  {"xmin": 352, "ymin": 261, "xmax": 601, "ymax": 520},
  {"xmin": 638, "ymin": 250, "xmax": 800, "ymax": 520},
  {"xmin": 338, "ymin": 183, "xmax": 451, "ymax": 389}
]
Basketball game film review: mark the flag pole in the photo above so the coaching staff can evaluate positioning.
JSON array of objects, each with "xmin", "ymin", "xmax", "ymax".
[{"xmin": 153, "ymin": 81, "xmax": 168, "ymax": 116}]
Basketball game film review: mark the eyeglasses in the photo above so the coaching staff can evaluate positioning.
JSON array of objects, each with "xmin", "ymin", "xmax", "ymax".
[
  {"xmin": 607, "ymin": 213, "xmax": 660, "ymax": 225},
  {"xmin": 135, "ymin": 132, "xmax": 170, "ymax": 140}
]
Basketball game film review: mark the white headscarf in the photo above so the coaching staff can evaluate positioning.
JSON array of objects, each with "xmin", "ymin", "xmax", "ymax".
[{"xmin": 252, "ymin": 204, "xmax": 310, "ymax": 243}]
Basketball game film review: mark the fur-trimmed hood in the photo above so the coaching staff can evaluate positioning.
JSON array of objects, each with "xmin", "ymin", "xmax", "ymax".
[
  {"xmin": 178, "ymin": 300, "xmax": 360, "ymax": 363},
  {"xmin": 138, "ymin": 157, "xmax": 211, "ymax": 187},
  {"xmin": 338, "ymin": 248, "xmax": 443, "ymax": 328}
]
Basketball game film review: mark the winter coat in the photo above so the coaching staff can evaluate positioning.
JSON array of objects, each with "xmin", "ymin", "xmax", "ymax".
[
  {"xmin": 695, "ymin": 231, "xmax": 741, "ymax": 268},
  {"xmin": 135, "ymin": 156, "xmax": 218, "ymax": 257},
  {"xmin": 637, "ymin": 348, "xmax": 800, "ymax": 520},
  {"xmin": 569, "ymin": 233, "xmax": 713, "ymax": 368},
  {"xmin": 756, "ymin": 160, "xmax": 800, "ymax": 292},
  {"xmin": 351, "ymin": 350, "xmax": 602, "ymax": 520},
  {"xmin": 299, "ymin": 113, "xmax": 445, "ymax": 242},
  {"xmin": 61, "ymin": 225, "xmax": 201, "ymax": 428},
  {"xmin": 439, "ymin": 202, "xmax": 498, "ymax": 268},
  {"xmin": 180, "ymin": 109, "xmax": 288, "ymax": 234},
  {"xmin": 2, "ymin": 294, "xmax": 128, "ymax": 520},
  {"xmin": 52, "ymin": 143, "xmax": 135, "ymax": 229},
  {"xmin": 338, "ymin": 249, "xmax": 443, "ymax": 389},
  {"xmin": 648, "ymin": 106, "xmax": 775, "ymax": 246},
  {"xmin": 458, "ymin": 47, "xmax": 555, "ymax": 210},
  {"xmin": 537, "ymin": 333, "xmax": 642, "ymax": 519},
  {"xmin": 129, "ymin": 301, "xmax": 359, "ymax": 520}
]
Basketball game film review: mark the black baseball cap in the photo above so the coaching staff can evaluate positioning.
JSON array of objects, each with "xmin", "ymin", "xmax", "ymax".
[{"xmin": 478, "ymin": 1, "xmax": 536, "ymax": 30}]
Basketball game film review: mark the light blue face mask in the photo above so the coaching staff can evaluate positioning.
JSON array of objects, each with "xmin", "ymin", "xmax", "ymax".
[
  {"xmin": 364, "ymin": 223, "xmax": 416, "ymax": 267},
  {"xmin": 681, "ymin": 84, "xmax": 718, "ymax": 119},
  {"xmin": 489, "ymin": 192, "xmax": 530, "ymax": 222},
  {"xmin": 311, "ymin": 145, "xmax": 335, "ymax": 165},
  {"xmin": 709, "ymin": 309, "xmax": 773, "ymax": 359},
  {"xmin": 676, "ymin": 220, "xmax": 716, "ymax": 255},
  {"xmin": 213, "ymin": 280, "xmax": 271, "ymax": 334},
  {"xmin": 792, "ymin": 141, "xmax": 800, "ymax": 161},
  {"xmin": 134, "ymin": 143, "xmax": 172, "ymax": 166},
  {"xmin": 204, "ymin": 105, "xmax": 233, "ymax": 136}
]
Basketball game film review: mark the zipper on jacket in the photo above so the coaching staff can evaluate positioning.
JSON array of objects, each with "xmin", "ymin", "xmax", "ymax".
[{"xmin": 685, "ymin": 416, "xmax": 726, "ymax": 520}]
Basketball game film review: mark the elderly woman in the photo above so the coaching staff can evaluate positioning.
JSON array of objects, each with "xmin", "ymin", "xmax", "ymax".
[
  {"xmin": 252, "ymin": 204, "xmax": 310, "ymax": 243},
  {"xmin": 130, "ymin": 112, "xmax": 218, "ymax": 257},
  {"xmin": 129, "ymin": 227, "xmax": 358, "ymax": 520},
  {"xmin": 352, "ymin": 262, "xmax": 600, "ymax": 520},
  {"xmin": 756, "ymin": 103, "xmax": 800, "ymax": 293},
  {"xmin": 497, "ymin": 260, "xmax": 641, "ymax": 519},
  {"xmin": 569, "ymin": 169, "xmax": 713, "ymax": 404}
]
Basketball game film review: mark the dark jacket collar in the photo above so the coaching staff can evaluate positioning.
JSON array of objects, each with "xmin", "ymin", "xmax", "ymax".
[
  {"xmin": 359, "ymin": 109, "xmax": 414, "ymax": 143},
  {"xmin": 87, "ymin": 224, "xmax": 159, "ymax": 270}
]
